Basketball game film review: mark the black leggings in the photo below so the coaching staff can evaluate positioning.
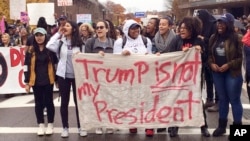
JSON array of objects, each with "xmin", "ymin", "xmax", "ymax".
[
  {"xmin": 58, "ymin": 76, "xmax": 80, "ymax": 128},
  {"xmin": 33, "ymin": 84, "xmax": 55, "ymax": 124},
  {"xmin": 246, "ymin": 76, "xmax": 250, "ymax": 103},
  {"xmin": 204, "ymin": 67, "xmax": 219, "ymax": 102}
]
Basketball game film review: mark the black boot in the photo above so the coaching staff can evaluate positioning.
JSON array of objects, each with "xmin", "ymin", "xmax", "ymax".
[
  {"xmin": 201, "ymin": 101, "xmax": 210, "ymax": 137},
  {"xmin": 212, "ymin": 119, "xmax": 227, "ymax": 137},
  {"xmin": 157, "ymin": 128, "xmax": 166, "ymax": 133},
  {"xmin": 201, "ymin": 125, "xmax": 210, "ymax": 137},
  {"xmin": 168, "ymin": 126, "xmax": 179, "ymax": 137}
]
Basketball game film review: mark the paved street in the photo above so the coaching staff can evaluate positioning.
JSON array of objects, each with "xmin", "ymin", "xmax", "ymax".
[{"xmin": 0, "ymin": 86, "xmax": 250, "ymax": 141}]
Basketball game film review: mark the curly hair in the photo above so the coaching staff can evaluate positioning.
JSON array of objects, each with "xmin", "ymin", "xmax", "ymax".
[
  {"xmin": 179, "ymin": 16, "xmax": 202, "ymax": 39},
  {"xmin": 79, "ymin": 23, "xmax": 95, "ymax": 38}
]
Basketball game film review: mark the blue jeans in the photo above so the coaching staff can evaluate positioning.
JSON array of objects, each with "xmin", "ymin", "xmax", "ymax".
[{"xmin": 212, "ymin": 71, "xmax": 243, "ymax": 123}]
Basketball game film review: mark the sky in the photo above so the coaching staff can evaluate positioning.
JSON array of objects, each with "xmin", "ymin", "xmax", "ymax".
[{"xmin": 98, "ymin": 0, "xmax": 168, "ymax": 13}]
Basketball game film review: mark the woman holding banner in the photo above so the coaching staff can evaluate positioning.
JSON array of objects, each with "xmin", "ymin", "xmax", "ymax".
[
  {"xmin": 23, "ymin": 27, "xmax": 58, "ymax": 136},
  {"xmin": 113, "ymin": 19, "xmax": 154, "ymax": 137},
  {"xmin": 167, "ymin": 16, "xmax": 210, "ymax": 138},
  {"xmin": 85, "ymin": 20, "xmax": 115, "ymax": 134},
  {"xmin": 46, "ymin": 20, "xmax": 86, "ymax": 138}
]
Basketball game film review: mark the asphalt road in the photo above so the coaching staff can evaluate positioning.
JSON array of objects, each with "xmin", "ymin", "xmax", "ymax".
[{"xmin": 0, "ymin": 86, "xmax": 249, "ymax": 141}]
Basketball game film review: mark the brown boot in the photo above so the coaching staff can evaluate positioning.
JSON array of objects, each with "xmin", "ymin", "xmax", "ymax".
[{"xmin": 204, "ymin": 100, "xmax": 215, "ymax": 109}]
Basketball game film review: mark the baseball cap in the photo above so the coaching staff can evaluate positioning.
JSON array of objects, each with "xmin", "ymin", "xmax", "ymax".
[
  {"xmin": 217, "ymin": 13, "xmax": 235, "ymax": 25},
  {"xmin": 34, "ymin": 27, "xmax": 47, "ymax": 35},
  {"xmin": 130, "ymin": 23, "xmax": 141, "ymax": 29},
  {"xmin": 59, "ymin": 15, "xmax": 67, "ymax": 20}
]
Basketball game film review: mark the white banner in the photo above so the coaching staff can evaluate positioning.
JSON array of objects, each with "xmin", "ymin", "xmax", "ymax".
[
  {"xmin": 10, "ymin": 0, "xmax": 26, "ymax": 20},
  {"xmin": 57, "ymin": 0, "xmax": 73, "ymax": 6},
  {"xmin": 76, "ymin": 14, "xmax": 92, "ymax": 24},
  {"xmin": 0, "ymin": 47, "xmax": 26, "ymax": 94},
  {"xmin": 27, "ymin": 3, "xmax": 55, "ymax": 25},
  {"xmin": 0, "ymin": 47, "xmax": 58, "ymax": 94},
  {"xmin": 72, "ymin": 48, "xmax": 204, "ymax": 130}
]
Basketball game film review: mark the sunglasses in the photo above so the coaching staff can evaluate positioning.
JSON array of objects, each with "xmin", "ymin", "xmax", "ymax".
[{"xmin": 96, "ymin": 26, "xmax": 105, "ymax": 30}]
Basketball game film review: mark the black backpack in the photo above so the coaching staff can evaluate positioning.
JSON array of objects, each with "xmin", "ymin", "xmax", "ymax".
[{"xmin": 122, "ymin": 35, "xmax": 148, "ymax": 48}]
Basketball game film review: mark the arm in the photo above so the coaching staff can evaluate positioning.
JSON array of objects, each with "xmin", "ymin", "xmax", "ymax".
[
  {"xmin": 23, "ymin": 52, "xmax": 31, "ymax": 84},
  {"xmin": 146, "ymin": 38, "xmax": 152, "ymax": 54},
  {"xmin": 46, "ymin": 32, "xmax": 61, "ymax": 53},
  {"xmin": 113, "ymin": 38, "xmax": 123, "ymax": 54},
  {"xmin": 227, "ymin": 35, "xmax": 243, "ymax": 70},
  {"xmin": 23, "ymin": 52, "xmax": 31, "ymax": 93}
]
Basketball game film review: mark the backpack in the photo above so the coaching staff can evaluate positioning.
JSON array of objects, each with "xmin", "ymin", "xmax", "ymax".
[
  {"xmin": 58, "ymin": 40, "xmax": 63, "ymax": 59},
  {"xmin": 122, "ymin": 35, "xmax": 148, "ymax": 48}
]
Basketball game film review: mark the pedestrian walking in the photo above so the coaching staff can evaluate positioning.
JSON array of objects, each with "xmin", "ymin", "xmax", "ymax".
[{"xmin": 168, "ymin": 16, "xmax": 210, "ymax": 138}]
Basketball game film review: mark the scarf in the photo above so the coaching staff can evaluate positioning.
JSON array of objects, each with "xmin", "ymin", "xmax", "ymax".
[{"xmin": 154, "ymin": 29, "xmax": 176, "ymax": 53}]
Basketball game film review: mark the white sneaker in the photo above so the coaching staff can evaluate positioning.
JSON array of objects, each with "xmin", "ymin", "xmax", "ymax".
[
  {"xmin": 61, "ymin": 128, "xmax": 69, "ymax": 138},
  {"xmin": 37, "ymin": 123, "xmax": 45, "ymax": 136},
  {"xmin": 45, "ymin": 123, "xmax": 53, "ymax": 135},
  {"xmin": 43, "ymin": 108, "xmax": 47, "ymax": 116},
  {"xmin": 95, "ymin": 128, "xmax": 103, "ymax": 134},
  {"xmin": 79, "ymin": 128, "xmax": 87, "ymax": 137}
]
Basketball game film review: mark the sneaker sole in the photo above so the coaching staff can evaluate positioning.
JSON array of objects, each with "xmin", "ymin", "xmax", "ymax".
[
  {"xmin": 61, "ymin": 135, "xmax": 69, "ymax": 138},
  {"xmin": 37, "ymin": 133, "xmax": 45, "ymax": 136},
  {"xmin": 45, "ymin": 132, "xmax": 53, "ymax": 135}
]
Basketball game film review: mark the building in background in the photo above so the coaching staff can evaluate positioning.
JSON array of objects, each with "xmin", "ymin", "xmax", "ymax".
[
  {"xmin": 49, "ymin": 0, "xmax": 107, "ymax": 23},
  {"xmin": 179, "ymin": 0, "xmax": 250, "ymax": 18}
]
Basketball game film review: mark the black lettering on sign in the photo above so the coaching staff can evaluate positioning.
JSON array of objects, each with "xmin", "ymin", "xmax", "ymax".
[{"xmin": 0, "ymin": 52, "xmax": 8, "ymax": 87}]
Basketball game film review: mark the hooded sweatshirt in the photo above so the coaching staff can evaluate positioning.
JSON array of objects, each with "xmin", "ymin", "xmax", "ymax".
[{"xmin": 113, "ymin": 19, "xmax": 152, "ymax": 54}]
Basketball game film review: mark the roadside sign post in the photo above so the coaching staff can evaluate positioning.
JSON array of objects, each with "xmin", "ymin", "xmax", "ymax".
[{"xmin": 134, "ymin": 12, "xmax": 146, "ymax": 18}]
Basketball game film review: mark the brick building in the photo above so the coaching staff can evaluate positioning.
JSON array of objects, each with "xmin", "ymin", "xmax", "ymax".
[{"xmin": 49, "ymin": 0, "xmax": 108, "ymax": 23}]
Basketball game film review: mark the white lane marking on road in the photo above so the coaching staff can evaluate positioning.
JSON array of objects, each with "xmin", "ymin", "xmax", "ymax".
[
  {"xmin": 0, "ymin": 127, "xmax": 229, "ymax": 135},
  {"xmin": 0, "ymin": 93, "xmax": 76, "ymax": 108}
]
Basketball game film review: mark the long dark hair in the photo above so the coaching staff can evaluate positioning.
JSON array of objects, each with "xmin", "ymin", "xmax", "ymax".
[
  {"xmin": 67, "ymin": 20, "xmax": 82, "ymax": 48},
  {"xmin": 32, "ymin": 34, "xmax": 49, "ymax": 54},
  {"xmin": 212, "ymin": 19, "xmax": 237, "ymax": 47},
  {"xmin": 37, "ymin": 17, "xmax": 48, "ymax": 30},
  {"xmin": 105, "ymin": 19, "xmax": 117, "ymax": 40}
]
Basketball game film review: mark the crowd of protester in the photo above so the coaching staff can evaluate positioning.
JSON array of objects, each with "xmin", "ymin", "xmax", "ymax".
[{"xmin": 1, "ymin": 10, "xmax": 250, "ymax": 140}]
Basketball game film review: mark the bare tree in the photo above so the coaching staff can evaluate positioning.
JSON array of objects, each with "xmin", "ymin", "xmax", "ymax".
[
  {"xmin": 171, "ymin": 0, "xmax": 188, "ymax": 22},
  {"xmin": 165, "ymin": 0, "xmax": 173, "ymax": 10}
]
